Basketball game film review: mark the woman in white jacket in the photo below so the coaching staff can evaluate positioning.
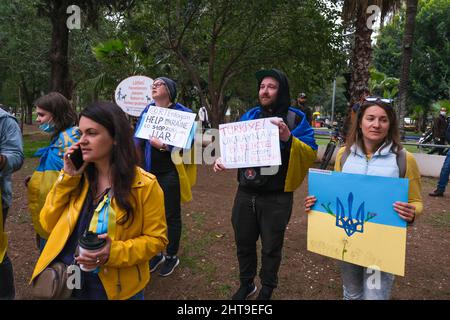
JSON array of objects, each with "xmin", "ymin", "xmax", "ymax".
[{"xmin": 305, "ymin": 97, "xmax": 423, "ymax": 300}]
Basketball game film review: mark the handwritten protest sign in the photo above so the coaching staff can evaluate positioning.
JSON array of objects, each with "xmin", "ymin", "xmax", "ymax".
[
  {"xmin": 134, "ymin": 106, "xmax": 197, "ymax": 149},
  {"xmin": 219, "ymin": 117, "xmax": 281, "ymax": 169},
  {"xmin": 115, "ymin": 76, "xmax": 153, "ymax": 117}
]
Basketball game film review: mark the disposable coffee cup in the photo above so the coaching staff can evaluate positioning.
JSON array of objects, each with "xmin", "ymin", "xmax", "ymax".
[{"xmin": 78, "ymin": 231, "xmax": 106, "ymax": 272}]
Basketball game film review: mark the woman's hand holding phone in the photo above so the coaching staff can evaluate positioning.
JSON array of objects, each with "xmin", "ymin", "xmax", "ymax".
[{"xmin": 64, "ymin": 142, "xmax": 87, "ymax": 176}]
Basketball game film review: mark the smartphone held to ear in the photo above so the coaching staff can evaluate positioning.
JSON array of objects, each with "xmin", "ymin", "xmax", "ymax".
[{"xmin": 68, "ymin": 148, "xmax": 84, "ymax": 170}]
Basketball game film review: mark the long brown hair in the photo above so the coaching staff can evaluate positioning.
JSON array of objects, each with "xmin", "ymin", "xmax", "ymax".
[
  {"xmin": 80, "ymin": 101, "xmax": 137, "ymax": 226},
  {"xmin": 345, "ymin": 99, "xmax": 403, "ymax": 155},
  {"xmin": 33, "ymin": 92, "xmax": 78, "ymax": 140}
]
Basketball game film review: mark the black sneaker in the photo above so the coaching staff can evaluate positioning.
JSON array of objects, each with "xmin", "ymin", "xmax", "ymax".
[
  {"xmin": 429, "ymin": 189, "xmax": 444, "ymax": 197},
  {"xmin": 159, "ymin": 255, "xmax": 180, "ymax": 277},
  {"xmin": 149, "ymin": 253, "xmax": 165, "ymax": 273},
  {"xmin": 231, "ymin": 283, "xmax": 257, "ymax": 300},
  {"xmin": 256, "ymin": 285, "xmax": 273, "ymax": 300}
]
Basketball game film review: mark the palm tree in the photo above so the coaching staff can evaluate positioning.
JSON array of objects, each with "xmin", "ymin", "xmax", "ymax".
[
  {"xmin": 342, "ymin": 0, "xmax": 401, "ymax": 105},
  {"xmin": 397, "ymin": 0, "xmax": 418, "ymax": 139}
]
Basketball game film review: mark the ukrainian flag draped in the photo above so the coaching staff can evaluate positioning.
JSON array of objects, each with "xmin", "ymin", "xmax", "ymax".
[{"xmin": 28, "ymin": 127, "xmax": 80, "ymax": 239}]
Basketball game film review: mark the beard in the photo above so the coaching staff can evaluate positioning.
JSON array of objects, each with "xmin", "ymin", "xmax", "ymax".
[{"xmin": 260, "ymin": 95, "xmax": 275, "ymax": 108}]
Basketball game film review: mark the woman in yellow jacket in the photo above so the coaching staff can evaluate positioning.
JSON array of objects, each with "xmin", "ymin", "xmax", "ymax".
[{"xmin": 31, "ymin": 101, "xmax": 168, "ymax": 300}]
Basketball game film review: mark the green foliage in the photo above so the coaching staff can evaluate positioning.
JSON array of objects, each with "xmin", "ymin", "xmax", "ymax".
[
  {"xmin": 0, "ymin": 1, "xmax": 51, "ymax": 111},
  {"xmin": 23, "ymin": 134, "xmax": 49, "ymax": 158},
  {"xmin": 310, "ymin": 76, "xmax": 349, "ymax": 119},
  {"xmin": 369, "ymin": 67, "xmax": 400, "ymax": 98},
  {"xmin": 105, "ymin": 0, "xmax": 346, "ymax": 123},
  {"xmin": 1, "ymin": 0, "xmax": 346, "ymax": 126},
  {"xmin": 373, "ymin": 0, "xmax": 450, "ymax": 118}
]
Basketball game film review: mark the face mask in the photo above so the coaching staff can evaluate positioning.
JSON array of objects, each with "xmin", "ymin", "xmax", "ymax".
[
  {"xmin": 440, "ymin": 111, "xmax": 446, "ymax": 116},
  {"xmin": 39, "ymin": 122, "xmax": 56, "ymax": 133}
]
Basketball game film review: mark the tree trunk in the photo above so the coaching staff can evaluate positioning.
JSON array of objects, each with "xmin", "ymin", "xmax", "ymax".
[
  {"xmin": 20, "ymin": 76, "xmax": 34, "ymax": 125},
  {"xmin": 49, "ymin": 0, "xmax": 73, "ymax": 100},
  {"xmin": 349, "ymin": 5, "xmax": 373, "ymax": 105},
  {"xmin": 209, "ymin": 100, "xmax": 221, "ymax": 129},
  {"xmin": 342, "ymin": 4, "xmax": 373, "ymax": 138},
  {"xmin": 397, "ymin": 0, "xmax": 418, "ymax": 140}
]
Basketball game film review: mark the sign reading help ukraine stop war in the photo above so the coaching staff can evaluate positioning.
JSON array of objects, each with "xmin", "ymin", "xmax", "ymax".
[
  {"xmin": 114, "ymin": 76, "xmax": 153, "ymax": 117},
  {"xmin": 134, "ymin": 106, "xmax": 197, "ymax": 149},
  {"xmin": 219, "ymin": 118, "xmax": 281, "ymax": 168}
]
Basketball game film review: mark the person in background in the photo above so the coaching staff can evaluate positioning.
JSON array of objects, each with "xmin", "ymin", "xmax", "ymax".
[
  {"xmin": 26, "ymin": 92, "xmax": 80, "ymax": 252},
  {"xmin": 134, "ymin": 77, "xmax": 196, "ymax": 277},
  {"xmin": 428, "ymin": 107, "xmax": 448, "ymax": 155},
  {"xmin": 198, "ymin": 105, "xmax": 211, "ymax": 132},
  {"xmin": 0, "ymin": 105, "xmax": 24, "ymax": 300},
  {"xmin": 296, "ymin": 92, "xmax": 312, "ymax": 125},
  {"xmin": 429, "ymin": 116, "xmax": 450, "ymax": 197}
]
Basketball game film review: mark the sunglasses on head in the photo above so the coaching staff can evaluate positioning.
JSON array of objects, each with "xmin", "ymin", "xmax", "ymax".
[{"xmin": 364, "ymin": 96, "xmax": 393, "ymax": 105}]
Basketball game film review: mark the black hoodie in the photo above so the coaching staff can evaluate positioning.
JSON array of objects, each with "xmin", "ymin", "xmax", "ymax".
[
  {"xmin": 237, "ymin": 69, "xmax": 295, "ymax": 194},
  {"xmin": 256, "ymin": 68, "xmax": 291, "ymax": 121}
]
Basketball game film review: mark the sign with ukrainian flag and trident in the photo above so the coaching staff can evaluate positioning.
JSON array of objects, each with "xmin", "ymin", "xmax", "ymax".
[{"xmin": 307, "ymin": 169, "xmax": 409, "ymax": 276}]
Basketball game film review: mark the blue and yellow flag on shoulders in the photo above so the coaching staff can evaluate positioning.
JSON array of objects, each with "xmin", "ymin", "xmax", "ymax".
[
  {"xmin": 307, "ymin": 169, "xmax": 409, "ymax": 276},
  {"xmin": 28, "ymin": 127, "xmax": 80, "ymax": 239}
]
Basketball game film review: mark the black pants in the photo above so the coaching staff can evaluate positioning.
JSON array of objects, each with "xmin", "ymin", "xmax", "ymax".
[
  {"xmin": 231, "ymin": 190, "xmax": 293, "ymax": 289},
  {"xmin": 0, "ymin": 208, "xmax": 15, "ymax": 300},
  {"xmin": 156, "ymin": 170, "xmax": 182, "ymax": 256}
]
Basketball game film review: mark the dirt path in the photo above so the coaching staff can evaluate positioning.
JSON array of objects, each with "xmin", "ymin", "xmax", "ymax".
[{"xmin": 5, "ymin": 159, "xmax": 450, "ymax": 300}]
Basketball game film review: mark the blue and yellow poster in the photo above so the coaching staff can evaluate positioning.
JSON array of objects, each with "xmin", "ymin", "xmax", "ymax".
[{"xmin": 307, "ymin": 169, "xmax": 409, "ymax": 276}]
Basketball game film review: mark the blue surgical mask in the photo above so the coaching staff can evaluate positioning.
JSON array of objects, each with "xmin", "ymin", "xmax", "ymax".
[{"xmin": 39, "ymin": 122, "xmax": 56, "ymax": 133}]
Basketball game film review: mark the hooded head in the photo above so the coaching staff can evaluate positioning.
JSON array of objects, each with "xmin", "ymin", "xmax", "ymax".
[
  {"xmin": 255, "ymin": 68, "xmax": 291, "ymax": 117},
  {"xmin": 154, "ymin": 77, "xmax": 177, "ymax": 102}
]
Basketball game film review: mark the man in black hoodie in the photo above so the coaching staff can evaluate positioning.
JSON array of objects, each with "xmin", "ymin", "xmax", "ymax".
[{"xmin": 214, "ymin": 69, "xmax": 317, "ymax": 300}]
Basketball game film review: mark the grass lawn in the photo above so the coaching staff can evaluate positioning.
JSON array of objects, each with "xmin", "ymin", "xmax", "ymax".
[{"xmin": 23, "ymin": 134, "xmax": 49, "ymax": 158}]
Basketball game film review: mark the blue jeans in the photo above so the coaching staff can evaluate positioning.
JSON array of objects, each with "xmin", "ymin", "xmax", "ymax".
[
  {"xmin": 128, "ymin": 290, "xmax": 144, "ymax": 300},
  {"xmin": 437, "ymin": 149, "xmax": 450, "ymax": 192},
  {"xmin": 340, "ymin": 262, "xmax": 395, "ymax": 300}
]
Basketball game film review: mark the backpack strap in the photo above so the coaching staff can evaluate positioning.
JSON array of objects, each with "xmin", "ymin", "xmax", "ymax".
[
  {"xmin": 397, "ymin": 148, "xmax": 407, "ymax": 178},
  {"xmin": 286, "ymin": 110, "xmax": 300, "ymax": 131},
  {"xmin": 339, "ymin": 148, "xmax": 351, "ymax": 171}
]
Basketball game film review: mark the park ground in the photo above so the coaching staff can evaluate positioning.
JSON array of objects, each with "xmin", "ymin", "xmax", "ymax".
[{"xmin": 5, "ymin": 125, "xmax": 450, "ymax": 300}]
